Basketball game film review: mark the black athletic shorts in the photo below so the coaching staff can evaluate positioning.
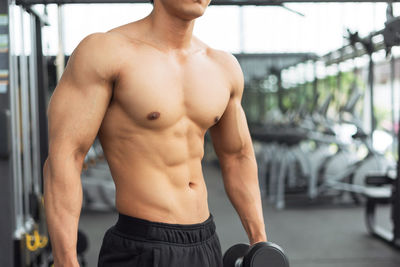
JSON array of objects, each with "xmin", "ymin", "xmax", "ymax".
[{"xmin": 98, "ymin": 213, "xmax": 223, "ymax": 267}]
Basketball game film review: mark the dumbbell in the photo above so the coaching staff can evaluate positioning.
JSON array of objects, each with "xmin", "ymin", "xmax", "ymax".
[{"xmin": 223, "ymin": 242, "xmax": 289, "ymax": 267}]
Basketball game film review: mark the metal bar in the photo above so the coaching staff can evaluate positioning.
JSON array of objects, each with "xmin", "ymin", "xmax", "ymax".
[
  {"xmin": 19, "ymin": 6, "xmax": 34, "ymax": 224},
  {"xmin": 312, "ymin": 61, "xmax": 318, "ymax": 109},
  {"xmin": 9, "ymin": 4, "xmax": 24, "ymax": 238},
  {"xmin": 323, "ymin": 41, "xmax": 384, "ymax": 66},
  {"xmin": 335, "ymin": 65, "xmax": 341, "ymax": 111},
  {"xmin": 56, "ymin": 4, "xmax": 65, "ymax": 81},
  {"xmin": 29, "ymin": 13, "xmax": 41, "ymax": 196},
  {"xmin": 368, "ymin": 55, "xmax": 376, "ymax": 133},
  {"xmin": 34, "ymin": 14, "xmax": 49, "ymax": 183},
  {"xmin": 19, "ymin": 4, "xmax": 50, "ymax": 26},
  {"xmin": 277, "ymin": 71, "xmax": 284, "ymax": 112},
  {"xmin": 14, "ymin": 0, "xmax": 400, "ymax": 5}
]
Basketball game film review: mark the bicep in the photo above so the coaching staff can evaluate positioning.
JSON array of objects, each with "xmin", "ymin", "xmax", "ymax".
[
  {"xmin": 209, "ymin": 51, "xmax": 253, "ymax": 159},
  {"xmin": 209, "ymin": 98, "xmax": 253, "ymax": 159},
  {"xmin": 47, "ymin": 34, "xmax": 114, "ymax": 159}
]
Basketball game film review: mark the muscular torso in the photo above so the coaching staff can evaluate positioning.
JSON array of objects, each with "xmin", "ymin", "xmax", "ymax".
[{"xmin": 97, "ymin": 24, "xmax": 231, "ymax": 224}]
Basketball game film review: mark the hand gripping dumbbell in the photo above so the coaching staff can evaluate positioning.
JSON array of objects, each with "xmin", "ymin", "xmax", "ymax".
[{"xmin": 223, "ymin": 242, "xmax": 289, "ymax": 267}]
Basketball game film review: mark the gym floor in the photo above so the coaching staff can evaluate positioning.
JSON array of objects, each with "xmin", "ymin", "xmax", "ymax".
[{"xmin": 79, "ymin": 163, "xmax": 400, "ymax": 267}]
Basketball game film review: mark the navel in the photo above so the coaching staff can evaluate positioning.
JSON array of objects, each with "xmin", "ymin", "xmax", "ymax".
[{"xmin": 147, "ymin": 111, "xmax": 160, "ymax": 120}]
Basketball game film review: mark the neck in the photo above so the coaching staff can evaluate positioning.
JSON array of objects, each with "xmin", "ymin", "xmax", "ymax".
[{"xmin": 146, "ymin": 5, "xmax": 195, "ymax": 50}]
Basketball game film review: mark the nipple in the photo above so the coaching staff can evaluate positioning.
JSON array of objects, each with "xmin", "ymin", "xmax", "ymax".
[
  {"xmin": 147, "ymin": 112, "xmax": 160, "ymax": 120},
  {"xmin": 214, "ymin": 116, "xmax": 220, "ymax": 123}
]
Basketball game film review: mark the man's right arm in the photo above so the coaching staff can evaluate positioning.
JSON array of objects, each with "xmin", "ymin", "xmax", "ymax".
[{"xmin": 43, "ymin": 32, "xmax": 117, "ymax": 267}]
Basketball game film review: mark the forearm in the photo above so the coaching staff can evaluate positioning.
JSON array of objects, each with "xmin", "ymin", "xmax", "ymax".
[
  {"xmin": 43, "ymin": 155, "xmax": 83, "ymax": 267},
  {"xmin": 220, "ymin": 152, "xmax": 267, "ymax": 244}
]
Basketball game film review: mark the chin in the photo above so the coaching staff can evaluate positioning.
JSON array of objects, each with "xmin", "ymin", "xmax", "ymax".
[
  {"xmin": 163, "ymin": 0, "xmax": 211, "ymax": 20},
  {"xmin": 181, "ymin": 5, "xmax": 207, "ymax": 19}
]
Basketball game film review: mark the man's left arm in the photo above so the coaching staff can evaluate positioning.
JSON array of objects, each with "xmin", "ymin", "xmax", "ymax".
[{"xmin": 209, "ymin": 54, "xmax": 267, "ymax": 245}]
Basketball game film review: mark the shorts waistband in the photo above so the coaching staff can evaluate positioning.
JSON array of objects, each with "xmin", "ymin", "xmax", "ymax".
[{"xmin": 113, "ymin": 213, "xmax": 216, "ymax": 244}]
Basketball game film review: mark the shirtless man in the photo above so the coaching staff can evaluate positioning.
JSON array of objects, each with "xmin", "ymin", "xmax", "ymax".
[{"xmin": 43, "ymin": 0, "xmax": 267, "ymax": 266}]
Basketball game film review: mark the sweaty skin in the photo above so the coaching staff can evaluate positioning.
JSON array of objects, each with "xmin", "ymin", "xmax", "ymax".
[{"xmin": 43, "ymin": 1, "xmax": 267, "ymax": 266}]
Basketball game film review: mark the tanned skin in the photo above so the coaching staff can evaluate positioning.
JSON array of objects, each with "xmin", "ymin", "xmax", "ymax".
[{"xmin": 43, "ymin": 0, "xmax": 267, "ymax": 266}]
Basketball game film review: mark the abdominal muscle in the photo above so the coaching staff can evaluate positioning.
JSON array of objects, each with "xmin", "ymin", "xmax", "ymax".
[{"xmin": 98, "ymin": 127, "xmax": 211, "ymax": 225}]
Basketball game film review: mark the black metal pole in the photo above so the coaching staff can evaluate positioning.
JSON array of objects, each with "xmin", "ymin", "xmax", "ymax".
[
  {"xmin": 35, "ymin": 15, "xmax": 49, "ymax": 186},
  {"xmin": 275, "ymin": 70, "xmax": 284, "ymax": 113},
  {"xmin": 336, "ymin": 66, "xmax": 342, "ymax": 111},
  {"xmin": 369, "ymin": 54, "xmax": 376, "ymax": 134},
  {"xmin": 313, "ymin": 62, "xmax": 318, "ymax": 111}
]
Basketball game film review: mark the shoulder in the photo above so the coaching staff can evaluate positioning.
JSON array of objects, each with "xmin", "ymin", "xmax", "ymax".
[
  {"xmin": 72, "ymin": 32, "xmax": 121, "ymax": 58},
  {"xmin": 67, "ymin": 32, "xmax": 124, "ymax": 81},
  {"xmin": 207, "ymin": 48, "xmax": 239, "ymax": 68},
  {"xmin": 205, "ymin": 46, "xmax": 244, "ymax": 97},
  {"xmin": 73, "ymin": 31, "xmax": 132, "ymax": 60},
  {"xmin": 193, "ymin": 37, "xmax": 242, "ymax": 76}
]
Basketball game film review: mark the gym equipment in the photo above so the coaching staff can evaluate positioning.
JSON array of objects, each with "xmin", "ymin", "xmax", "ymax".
[
  {"xmin": 302, "ymin": 49, "xmax": 394, "ymax": 202},
  {"xmin": 0, "ymin": 1, "xmax": 52, "ymax": 266},
  {"xmin": 253, "ymin": 126, "xmax": 309, "ymax": 209},
  {"xmin": 363, "ymin": 14, "xmax": 400, "ymax": 247},
  {"xmin": 0, "ymin": 2, "xmax": 51, "ymax": 266},
  {"xmin": 304, "ymin": 93, "xmax": 342, "ymax": 199},
  {"xmin": 383, "ymin": 5, "xmax": 400, "ymax": 52},
  {"xmin": 364, "ymin": 173, "xmax": 400, "ymax": 248},
  {"xmin": 223, "ymin": 242, "xmax": 289, "ymax": 267},
  {"xmin": 254, "ymin": 50, "xmax": 394, "ymax": 208},
  {"xmin": 317, "ymin": 88, "xmax": 394, "ymax": 201}
]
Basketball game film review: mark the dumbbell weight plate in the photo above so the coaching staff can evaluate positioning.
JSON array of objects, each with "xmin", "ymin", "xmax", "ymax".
[
  {"xmin": 223, "ymin": 243, "xmax": 249, "ymax": 267},
  {"xmin": 243, "ymin": 242, "xmax": 289, "ymax": 267}
]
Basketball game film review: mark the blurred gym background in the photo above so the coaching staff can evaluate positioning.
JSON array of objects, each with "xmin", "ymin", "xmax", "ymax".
[{"xmin": 1, "ymin": 0, "xmax": 400, "ymax": 266}]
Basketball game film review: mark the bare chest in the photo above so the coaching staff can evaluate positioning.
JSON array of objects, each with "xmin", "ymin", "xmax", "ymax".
[{"xmin": 112, "ymin": 53, "xmax": 231, "ymax": 130}]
